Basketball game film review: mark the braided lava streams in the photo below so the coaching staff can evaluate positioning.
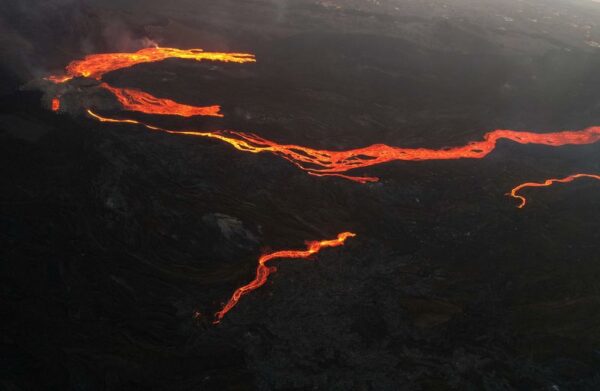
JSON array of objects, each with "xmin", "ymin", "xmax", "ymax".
[
  {"xmin": 49, "ymin": 47, "xmax": 600, "ymax": 324},
  {"xmin": 47, "ymin": 47, "xmax": 253, "ymax": 117},
  {"xmin": 48, "ymin": 47, "xmax": 255, "ymax": 83},
  {"xmin": 86, "ymin": 110, "xmax": 600, "ymax": 183},
  {"xmin": 99, "ymin": 83, "xmax": 223, "ymax": 117},
  {"xmin": 48, "ymin": 47, "xmax": 600, "ymax": 182},
  {"xmin": 508, "ymin": 173, "xmax": 600, "ymax": 208},
  {"xmin": 214, "ymin": 232, "xmax": 356, "ymax": 323}
]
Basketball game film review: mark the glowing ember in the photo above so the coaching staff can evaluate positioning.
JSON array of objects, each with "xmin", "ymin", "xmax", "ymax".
[
  {"xmin": 307, "ymin": 171, "xmax": 379, "ymax": 184},
  {"xmin": 100, "ymin": 83, "xmax": 223, "ymax": 117},
  {"xmin": 48, "ymin": 47, "xmax": 255, "ymax": 82},
  {"xmin": 46, "ymin": 75, "xmax": 73, "ymax": 84},
  {"xmin": 214, "ymin": 232, "xmax": 356, "ymax": 323},
  {"xmin": 508, "ymin": 173, "xmax": 600, "ymax": 208},
  {"xmin": 86, "ymin": 110, "xmax": 600, "ymax": 183},
  {"xmin": 51, "ymin": 97, "xmax": 60, "ymax": 112}
]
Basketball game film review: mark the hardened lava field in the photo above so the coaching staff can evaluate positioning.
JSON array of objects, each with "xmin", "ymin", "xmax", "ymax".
[{"xmin": 2, "ymin": 0, "xmax": 600, "ymax": 390}]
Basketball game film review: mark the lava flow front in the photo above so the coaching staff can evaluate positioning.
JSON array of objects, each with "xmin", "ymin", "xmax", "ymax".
[
  {"xmin": 214, "ymin": 232, "xmax": 356, "ymax": 323},
  {"xmin": 508, "ymin": 173, "xmax": 600, "ymax": 208}
]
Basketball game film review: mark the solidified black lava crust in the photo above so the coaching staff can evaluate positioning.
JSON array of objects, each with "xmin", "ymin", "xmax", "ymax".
[{"xmin": 2, "ymin": 1, "xmax": 600, "ymax": 389}]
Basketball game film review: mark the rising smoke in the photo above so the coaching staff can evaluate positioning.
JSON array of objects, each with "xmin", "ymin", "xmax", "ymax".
[{"xmin": 0, "ymin": 0, "xmax": 160, "ymax": 87}]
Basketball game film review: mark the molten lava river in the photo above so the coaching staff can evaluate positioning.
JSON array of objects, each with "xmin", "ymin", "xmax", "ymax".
[{"xmin": 47, "ymin": 46, "xmax": 600, "ymax": 322}]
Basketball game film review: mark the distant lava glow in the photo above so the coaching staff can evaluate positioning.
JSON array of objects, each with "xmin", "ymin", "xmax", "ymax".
[
  {"xmin": 508, "ymin": 173, "xmax": 600, "ymax": 208},
  {"xmin": 214, "ymin": 232, "xmax": 356, "ymax": 323},
  {"xmin": 99, "ymin": 83, "xmax": 223, "ymax": 117},
  {"xmin": 47, "ymin": 47, "xmax": 255, "ymax": 82},
  {"xmin": 51, "ymin": 97, "xmax": 60, "ymax": 112}
]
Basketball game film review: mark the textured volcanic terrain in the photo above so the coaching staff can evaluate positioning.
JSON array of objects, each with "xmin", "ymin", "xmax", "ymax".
[{"xmin": 2, "ymin": 0, "xmax": 600, "ymax": 389}]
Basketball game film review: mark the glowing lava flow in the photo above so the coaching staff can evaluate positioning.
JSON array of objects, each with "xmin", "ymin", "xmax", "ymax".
[
  {"xmin": 508, "ymin": 173, "xmax": 600, "ymax": 208},
  {"xmin": 51, "ymin": 97, "xmax": 60, "ymax": 112},
  {"xmin": 48, "ymin": 47, "xmax": 600, "ymax": 182},
  {"xmin": 48, "ymin": 47, "xmax": 255, "ymax": 83},
  {"xmin": 51, "ymin": 46, "xmax": 600, "ymax": 325},
  {"xmin": 86, "ymin": 110, "xmax": 600, "ymax": 183},
  {"xmin": 99, "ymin": 83, "xmax": 223, "ymax": 117},
  {"xmin": 214, "ymin": 232, "xmax": 356, "ymax": 323}
]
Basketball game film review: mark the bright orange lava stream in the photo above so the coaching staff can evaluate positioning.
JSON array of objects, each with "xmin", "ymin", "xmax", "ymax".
[
  {"xmin": 52, "ymin": 47, "xmax": 600, "ymax": 323},
  {"xmin": 86, "ymin": 110, "xmax": 600, "ymax": 183},
  {"xmin": 99, "ymin": 83, "xmax": 223, "ymax": 117},
  {"xmin": 508, "ymin": 173, "xmax": 600, "ymax": 208},
  {"xmin": 49, "ymin": 47, "xmax": 600, "ymax": 182},
  {"xmin": 214, "ymin": 232, "xmax": 356, "ymax": 323},
  {"xmin": 48, "ymin": 47, "xmax": 255, "ymax": 82}
]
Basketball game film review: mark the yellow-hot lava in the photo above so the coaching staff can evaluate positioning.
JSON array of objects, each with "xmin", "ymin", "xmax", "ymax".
[
  {"xmin": 48, "ymin": 47, "xmax": 255, "ymax": 82},
  {"xmin": 49, "ymin": 46, "xmax": 600, "ymax": 325},
  {"xmin": 50, "ymin": 46, "xmax": 600, "ymax": 182},
  {"xmin": 86, "ymin": 110, "xmax": 600, "ymax": 183},
  {"xmin": 508, "ymin": 173, "xmax": 600, "ymax": 208},
  {"xmin": 214, "ymin": 232, "xmax": 356, "ymax": 323}
]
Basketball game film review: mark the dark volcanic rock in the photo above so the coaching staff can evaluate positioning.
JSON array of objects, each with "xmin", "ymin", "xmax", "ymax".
[{"xmin": 2, "ymin": 0, "xmax": 600, "ymax": 390}]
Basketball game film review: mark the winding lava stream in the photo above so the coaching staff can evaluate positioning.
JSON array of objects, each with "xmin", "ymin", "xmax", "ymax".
[
  {"xmin": 214, "ymin": 232, "xmax": 356, "ymax": 323},
  {"xmin": 508, "ymin": 173, "xmax": 600, "ymax": 208},
  {"xmin": 86, "ymin": 109, "xmax": 600, "ymax": 184},
  {"xmin": 48, "ymin": 46, "xmax": 600, "ymax": 321},
  {"xmin": 49, "ymin": 46, "xmax": 600, "ymax": 183}
]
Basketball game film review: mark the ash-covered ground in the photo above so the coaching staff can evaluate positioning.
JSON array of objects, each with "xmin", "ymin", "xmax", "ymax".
[{"xmin": 2, "ymin": 0, "xmax": 600, "ymax": 389}]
